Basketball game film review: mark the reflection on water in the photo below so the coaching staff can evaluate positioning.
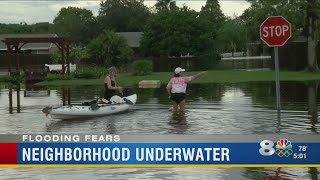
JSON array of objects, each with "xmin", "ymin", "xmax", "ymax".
[
  {"xmin": 169, "ymin": 111, "xmax": 189, "ymax": 134},
  {"xmin": 0, "ymin": 81, "xmax": 320, "ymax": 179}
]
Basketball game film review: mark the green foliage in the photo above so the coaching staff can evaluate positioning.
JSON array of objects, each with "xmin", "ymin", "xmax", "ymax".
[
  {"xmin": 53, "ymin": 7, "xmax": 97, "ymax": 45},
  {"xmin": 50, "ymin": 46, "xmax": 90, "ymax": 64},
  {"xmin": 200, "ymin": 0, "xmax": 225, "ymax": 28},
  {"xmin": 0, "ymin": 22, "xmax": 54, "ymax": 34},
  {"xmin": 70, "ymin": 46, "xmax": 90, "ymax": 63},
  {"xmin": 50, "ymin": 50, "xmax": 61, "ymax": 64},
  {"xmin": 97, "ymin": 0, "xmax": 151, "ymax": 32},
  {"xmin": 72, "ymin": 66, "xmax": 107, "ymax": 79},
  {"xmin": 242, "ymin": 0, "xmax": 320, "ymax": 71},
  {"xmin": 87, "ymin": 30, "xmax": 134, "ymax": 67},
  {"xmin": 132, "ymin": 60, "xmax": 153, "ymax": 76},
  {"xmin": 45, "ymin": 74, "xmax": 74, "ymax": 81},
  {"xmin": 216, "ymin": 18, "xmax": 248, "ymax": 54},
  {"xmin": 240, "ymin": 0, "xmax": 307, "ymax": 42},
  {"xmin": 141, "ymin": 6, "xmax": 219, "ymax": 60},
  {"xmin": 2, "ymin": 75, "xmax": 25, "ymax": 84}
]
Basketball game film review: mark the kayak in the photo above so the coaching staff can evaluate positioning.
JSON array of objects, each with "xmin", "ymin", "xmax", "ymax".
[{"xmin": 43, "ymin": 94, "xmax": 137, "ymax": 120}]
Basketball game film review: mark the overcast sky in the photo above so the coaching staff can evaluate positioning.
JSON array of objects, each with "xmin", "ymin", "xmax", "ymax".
[{"xmin": 0, "ymin": 1, "xmax": 250, "ymax": 24}]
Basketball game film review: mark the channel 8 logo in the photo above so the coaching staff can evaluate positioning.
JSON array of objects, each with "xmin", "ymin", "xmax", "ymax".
[{"xmin": 259, "ymin": 140, "xmax": 275, "ymax": 156}]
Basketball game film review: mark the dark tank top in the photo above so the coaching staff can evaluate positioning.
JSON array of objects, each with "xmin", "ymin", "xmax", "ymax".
[{"xmin": 104, "ymin": 76, "xmax": 116, "ymax": 100}]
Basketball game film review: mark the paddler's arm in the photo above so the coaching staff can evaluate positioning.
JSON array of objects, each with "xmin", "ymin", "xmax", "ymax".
[
  {"xmin": 192, "ymin": 71, "xmax": 208, "ymax": 80},
  {"xmin": 105, "ymin": 76, "xmax": 120, "ymax": 90}
]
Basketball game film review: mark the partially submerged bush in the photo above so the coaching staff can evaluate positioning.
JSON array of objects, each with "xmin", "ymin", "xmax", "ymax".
[
  {"xmin": 73, "ymin": 66, "xmax": 106, "ymax": 79},
  {"xmin": 2, "ymin": 74, "xmax": 25, "ymax": 84}
]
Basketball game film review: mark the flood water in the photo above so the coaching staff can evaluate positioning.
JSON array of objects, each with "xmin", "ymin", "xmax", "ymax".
[{"xmin": 0, "ymin": 81, "xmax": 319, "ymax": 179}]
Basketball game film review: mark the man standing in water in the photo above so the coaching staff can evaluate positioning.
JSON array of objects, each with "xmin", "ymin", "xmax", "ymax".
[{"xmin": 166, "ymin": 67, "xmax": 208, "ymax": 112}]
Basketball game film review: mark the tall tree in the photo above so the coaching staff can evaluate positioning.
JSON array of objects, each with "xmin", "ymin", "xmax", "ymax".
[
  {"xmin": 98, "ymin": 0, "xmax": 151, "ymax": 32},
  {"xmin": 306, "ymin": 0, "xmax": 320, "ymax": 71},
  {"xmin": 140, "ymin": 6, "xmax": 218, "ymax": 60},
  {"xmin": 0, "ymin": 22, "xmax": 54, "ymax": 34},
  {"xmin": 200, "ymin": 0, "xmax": 225, "ymax": 27},
  {"xmin": 87, "ymin": 30, "xmax": 133, "ymax": 67},
  {"xmin": 216, "ymin": 18, "xmax": 248, "ymax": 56},
  {"xmin": 53, "ymin": 7, "xmax": 96, "ymax": 46}
]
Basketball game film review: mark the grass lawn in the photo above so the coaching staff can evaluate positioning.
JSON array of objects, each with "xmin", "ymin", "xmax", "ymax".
[{"xmin": 35, "ymin": 70, "xmax": 320, "ymax": 87}]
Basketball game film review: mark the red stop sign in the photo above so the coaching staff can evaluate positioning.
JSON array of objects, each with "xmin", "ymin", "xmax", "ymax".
[{"xmin": 260, "ymin": 16, "xmax": 291, "ymax": 47}]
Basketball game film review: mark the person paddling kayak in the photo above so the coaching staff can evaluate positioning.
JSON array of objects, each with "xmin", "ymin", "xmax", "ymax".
[
  {"xmin": 166, "ymin": 67, "xmax": 208, "ymax": 112},
  {"xmin": 103, "ymin": 66, "xmax": 123, "ymax": 103}
]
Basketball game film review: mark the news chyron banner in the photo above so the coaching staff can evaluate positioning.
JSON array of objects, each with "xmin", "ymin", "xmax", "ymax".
[{"xmin": 0, "ymin": 134, "xmax": 319, "ymax": 167}]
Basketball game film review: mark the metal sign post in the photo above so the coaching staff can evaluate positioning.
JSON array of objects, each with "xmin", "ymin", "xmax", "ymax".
[
  {"xmin": 274, "ymin": 47, "xmax": 280, "ymax": 110},
  {"xmin": 260, "ymin": 16, "xmax": 291, "ymax": 111}
]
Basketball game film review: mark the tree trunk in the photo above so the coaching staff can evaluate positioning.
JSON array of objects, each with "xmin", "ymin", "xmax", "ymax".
[{"xmin": 307, "ymin": 6, "xmax": 319, "ymax": 71}]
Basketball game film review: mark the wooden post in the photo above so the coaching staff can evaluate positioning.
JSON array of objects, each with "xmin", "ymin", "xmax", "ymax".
[
  {"xmin": 7, "ymin": 44, "xmax": 12, "ymax": 76},
  {"xmin": 17, "ymin": 84, "xmax": 21, "ymax": 113},
  {"xmin": 67, "ymin": 87, "xmax": 71, "ymax": 105},
  {"xmin": 66, "ymin": 44, "xmax": 70, "ymax": 75},
  {"xmin": 9, "ymin": 86, "xmax": 13, "ymax": 114},
  {"xmin": 62, "ymin": 88, "xmax": 66, "ymax": 106},
  {"xmin": 61, "ymin": 43, "xmax": 65, "ymax": 75},
  {"xmin": 14, "ymin": 45, "xmax": 20, "ymax": 75}
]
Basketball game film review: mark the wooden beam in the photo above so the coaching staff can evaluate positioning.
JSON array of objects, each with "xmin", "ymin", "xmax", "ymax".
[
  {"xmin": 6, "ymin": 44, "xmax": 11, "ymax": 75},
  {"xmin": 61, "ymin": 43, "xmax": 65, "ymax": 75},
  {"xmin": 14, "ymin": 45, "xmax": 20, "ymax": 74},
  {"xmin": 66, "ymin": 44, "xmax": 70, "ymax": 75}
]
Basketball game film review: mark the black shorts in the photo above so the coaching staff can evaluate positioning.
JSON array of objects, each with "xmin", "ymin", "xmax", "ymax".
[{"xmin": 171, "ymin": 93, "xmax": 186, "ymax": 103}]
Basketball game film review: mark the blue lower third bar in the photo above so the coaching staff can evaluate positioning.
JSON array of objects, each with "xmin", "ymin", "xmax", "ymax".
[{"xmin": 17, "ymin": 142, "xmax": 320, "ymax": 164}]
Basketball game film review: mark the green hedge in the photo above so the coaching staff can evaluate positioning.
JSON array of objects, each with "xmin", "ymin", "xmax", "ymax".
[
  {"xmin": 132, "ymin": 60, "xmax": 153, "ymax": 76},
  {"xmin": 72, "ymin": 66, "xmax": 107, "ymax": 79}
]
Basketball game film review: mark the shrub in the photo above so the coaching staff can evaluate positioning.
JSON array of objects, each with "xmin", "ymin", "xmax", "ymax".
[
  {"xmin": 72, "ymin": 66, "xmax": 106, "ymax": 79},
  {"xmin": 132, "ymin": 60, "xmax": 153, "ymax": 76},
  {"xmin": 2, "ymin": 74, "xmax": 25, "ymax": 84}
]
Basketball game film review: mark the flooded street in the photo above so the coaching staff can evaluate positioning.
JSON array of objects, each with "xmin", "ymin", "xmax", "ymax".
[{"xmin": 0, "ymin": 81, "xmax": 319, "ymax": 179}]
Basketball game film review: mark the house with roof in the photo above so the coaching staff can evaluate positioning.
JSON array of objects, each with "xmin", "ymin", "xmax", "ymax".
[
  {"xmin": 0, "ymin": 33, "xmax": 58, "ymax": 54},
  {"xmin": 116, "ymin": 32, "xmax": 142, "ymax": 48},
  {"xmin": 116, "ymin": 32, "xmax": 143, "ymax": 57}
]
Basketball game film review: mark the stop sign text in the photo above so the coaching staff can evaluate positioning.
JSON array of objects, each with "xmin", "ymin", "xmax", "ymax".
[{"xmin": 262, "ymin": 25, "xmax": 290, "ymax": 37}]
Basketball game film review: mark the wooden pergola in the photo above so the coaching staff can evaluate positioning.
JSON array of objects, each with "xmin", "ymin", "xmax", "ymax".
[{"xmin": 1, "ymin": 37, "xmax": 71, "ymax": 75}]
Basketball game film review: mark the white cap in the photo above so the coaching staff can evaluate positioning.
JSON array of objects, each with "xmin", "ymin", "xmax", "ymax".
[{"xmin": 174, "ymin": 67, "xmax": 185, "ymax": 74}]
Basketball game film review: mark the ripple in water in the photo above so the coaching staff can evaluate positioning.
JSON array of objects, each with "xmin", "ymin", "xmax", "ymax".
[{"xmin": 0, "ymin": 82, "xmax": 319, "ymax": 179}]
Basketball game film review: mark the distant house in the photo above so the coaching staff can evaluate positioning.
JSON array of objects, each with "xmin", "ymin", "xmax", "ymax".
[
  {"xmin": 116, "ymin": 32, "xmax": 143, "ymax": 57},
  {"xmin": 0, "ymin": 33, "xmax": 58, "ymax": 54},
  {"xmin": 116, "ymin": 32, "xmax": 142, "ymax": 48}
]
